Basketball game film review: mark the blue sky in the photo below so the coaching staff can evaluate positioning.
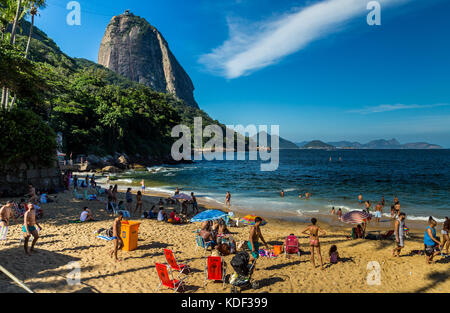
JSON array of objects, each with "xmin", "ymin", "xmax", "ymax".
[{"xmin": 34, "ymin": 0, "xmax": 450, "ymax": 147}]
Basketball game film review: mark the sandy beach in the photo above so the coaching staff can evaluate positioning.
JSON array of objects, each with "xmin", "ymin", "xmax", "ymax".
[{"xmin": 0, "ymin": 188, "xmax": 448, "ymax": 293}]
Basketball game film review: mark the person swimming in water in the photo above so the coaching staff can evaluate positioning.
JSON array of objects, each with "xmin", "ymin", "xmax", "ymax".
[{"xmin": 301, "ymin": 218, "xmax": 326, "ymax": 270}]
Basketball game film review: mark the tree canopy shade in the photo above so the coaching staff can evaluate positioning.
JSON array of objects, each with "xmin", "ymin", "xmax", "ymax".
[{"xmin": 0, "ymin": 108, "xmax": 57, "ymax": 168}]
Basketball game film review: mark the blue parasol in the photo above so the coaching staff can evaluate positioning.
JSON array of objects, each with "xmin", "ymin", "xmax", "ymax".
[{"xmin": 191, "ymin": 210, "xmax": 228, "ymax": 222}]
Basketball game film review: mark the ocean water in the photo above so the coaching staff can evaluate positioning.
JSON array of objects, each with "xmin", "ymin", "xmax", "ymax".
[{"xmin": 100, "ymin": 150, "xmax": 450, "ymax": 222}]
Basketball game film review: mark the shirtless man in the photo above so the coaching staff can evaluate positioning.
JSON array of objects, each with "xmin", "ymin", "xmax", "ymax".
[
  {"xmin": 0, "ymin": 202, "xmax": 15, "ymax": 228},
  {"xmin": 358, "ymin": 194, "xmax": 363, "ymax": 203},
  {"xmin": 364, "ymin": 200, "xmax": 372, "ymax": 214},
  {"xmin": 248, "ymin": 217, "xmax": 269, "ymax": 263},
  {"xmin": 305, "ymin": 192, "xmax": 311, "ymax": 199},
  {"xmin": 225, "ymin": 192, "xmax": 231, "ymax": 208},
  {"xmin": 27, "ymin": 184, "xmax": 38, "ymax": 204},
  {"xmin": 280, "ymin": 190, "xmax": 284, "ymax": 198},
  {"xmin": 301, "ymin": 218, "xmax": 326, "ymax": 269},
  {"xmin": 110, "ymin": 212, "xmax": 124, "ymax": 262},
  {"xmin": 23, "ymin": 204, "xmax": 42, "ymax": 255},
  {"xmin": 374, "ymin": 202, "xmax": 383, "ymax": 223}
]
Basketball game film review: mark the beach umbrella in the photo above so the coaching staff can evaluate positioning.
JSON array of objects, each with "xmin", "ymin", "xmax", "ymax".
[
  {"xmin": 191, "ymin": 210, "xmax": 228, "ymax": 222},
  {"xmin": 239, "ymin": 214, "xmax": 267, "ymax": 226},
  {"xmin": 340, "ymin": 210, "xmax": 371, "ymax": 224},
  {"xmin": 172, "ymin": 193, "xmax": 192, "ymax": 201}
]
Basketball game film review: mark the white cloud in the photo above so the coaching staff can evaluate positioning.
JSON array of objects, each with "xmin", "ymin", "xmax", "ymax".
[
  {"xmin": 348, "ymin": 103, "xmax": 450, "ymax": 114},
  {"xmin": 199, "ymin": 0, "xmax": 408, "ymax": 79}
]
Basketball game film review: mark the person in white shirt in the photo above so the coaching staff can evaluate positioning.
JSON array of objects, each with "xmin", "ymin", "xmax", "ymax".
[{"xmin": 80, "ymin": 207, "xmax": 94, "ymax": 222}]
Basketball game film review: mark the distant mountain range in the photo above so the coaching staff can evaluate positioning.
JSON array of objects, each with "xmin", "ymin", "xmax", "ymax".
[
  {"xmin": 295, "ymin": 138, "xmax": 443, "ymax": 149},
  {"xmin": 251, "ymin": 131, "xmax": 299, "ymax": 149}
]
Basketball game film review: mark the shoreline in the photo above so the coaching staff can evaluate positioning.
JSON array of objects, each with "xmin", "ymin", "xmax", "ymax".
[{"xmin": 92, "ymin": 176, "xmax": 442, "ymax": 234}]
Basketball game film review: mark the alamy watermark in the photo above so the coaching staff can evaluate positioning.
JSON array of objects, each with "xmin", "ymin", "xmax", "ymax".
[
  {"xmin": 367, "ymin": 1, "xmax": 381, "ymax": 26},
  {"xmin": 171, "ymin": 117, "xmax": 280, "ymax": 171},
  {"xmin": 66, "ymin": 1, "xmax": 81, "ymax": 26}
]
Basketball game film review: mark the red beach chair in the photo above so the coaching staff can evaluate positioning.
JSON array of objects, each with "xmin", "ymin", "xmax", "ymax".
[
  {"xmin": 204, "ymin": 256, "xmax": 226, "ymax": 287},
  {"xmin": 284, "ymin": 234, "xmax": 301, "ymax": 257},
  {"xmin": 155, "ymin": 263, "xmax": 188, "ymax": 293},
  {"xmin": 163, "ymin": 248, "xmax": 190, "ymax": 276}
]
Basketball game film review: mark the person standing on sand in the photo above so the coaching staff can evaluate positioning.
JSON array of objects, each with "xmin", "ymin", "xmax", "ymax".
[
  {"xmin": 110, "ymin": 212, "xmax": 124, "ymax": 262},
  {"xmin": 374, "ymin": 202, "xmax": 383, "ymax": 223},
  {"xmin": 392, "ymin": 212, "xmax": 406, "ymax": 257},
  {"xmin": 23, "ymin": 204, "xmax": 42, "ymax": 256},
  {"xmin": 174, "ymin": 187, "xmax": 180, "ymax": 196},
  {"xmin": 191, "ymin": 192, "xmax": 199, "ymax": 215},
  {"xmin": 106, "ymin": 175, "xmax": 110, "ymax": 185},
  {"xmin": 337, "ymin": 208, "xmax": 342, "ymax": 219},
  {"xmin": 0, "ymin": 202, "xmax": 15, "ymax": 227},
  {"xmin": 125, "ymin": 188, "xmax": 133, "ymax": 211},
  {"xmin": 134, "ymin": 191, "xmax": 143, "ymax": 216},
  {"xmin": 441, "ymin": 217, "xmax": 449, "ymax": 255},
  {"xmin": 112, "ymin": 185, "xmax": 118, "ymax": 204},
  {"xmin": 302, "ymin": 218, "xmax": 326, "ymax": 269},
  {"xmin": 381, "ymin": 196, "xmax": 385, "ymax": 207},
  {"xmin": 248, "ymin": 217, "xmax": 269, "ymax": 264},
  {"xmin": 225, "ymin": 192, "xmax": 231, "ymax": 208},
  {"xmin": 140, "ymin": 179, "xmax": 145, "ymax": 194},
  {"xmin": 26, "ymin": 184, "xmax": 38, "ymax": 204}
]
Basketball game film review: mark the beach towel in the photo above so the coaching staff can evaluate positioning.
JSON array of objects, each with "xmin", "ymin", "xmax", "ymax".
[
  {"xmin": 97, "ymin": 235, "xmax": 114, "ymax": 241},
  {"xmin": 69, "ymin": 219, "xmax": 83, "ymax": 224},
  {"xmin": 0, "ymin": 226, "xmax": 8, "ymax": 244},
  {"xmin": 259, "ymin": 249, "xmax": 277, "ymax": 258}
]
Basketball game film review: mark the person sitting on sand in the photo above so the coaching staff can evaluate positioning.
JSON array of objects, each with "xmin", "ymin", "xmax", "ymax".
[
  {"xmin": 442, "ymin": 217, "xmax": 449, "ymax": 255},
  {"xmin": 181, "ymin": 200, "xmax": 188, "ymax": 216},
  {"xmin": 157, "ymin": 207, "xmax": 167, "ymax": 222},
  {"xmin": 169, "ymin": 211, "xmax": 182, "ymax": 224},
  {"xmin": 424, "ymin": 216, "xmax": 441, "ymax": 264},
  {"xmin": 248, "ymin": 217, "xmax": 269, "ymax": 264},
  {"xmin": 80, "ymin": 207, "xmax": 94, "ymax": 222},
  {"xmin": 23, "ymin": 204, "xmax": 42, "ymax": 255},
  {"xmin": 110, "ymin": 212, "xmax": 124, "ymax": 262},
  {"xmin": 393, "ymin": 212, "xmax": 406, "ymax": 257},
  {"xmin": 329, "ymin": 245, "xmax": 340, "ymax": 264},
  {"xmin": 200, "ymin": 221, "xmax": 216, "ymax": 247},
  {"xmin": 301, "ymin": 218, "xmax": 326, "ymax": 270}
]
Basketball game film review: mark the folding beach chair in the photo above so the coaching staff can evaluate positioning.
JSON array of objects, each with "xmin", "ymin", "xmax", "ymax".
[
  {"xmin": 195, "ymin": 234, "xmax": 213, "ymax": 255},
  {"xmin": 163, "ymin": 249, "xmax": 190, "ymax": 276},
  {"xmin": 204, "ymin": 256, "xmax": 226, "ymax": 287},
  {"xmin": 284, "ymin": 234, "xmax": 301, "ymax": 257},
  {"xmin": 0, "ymin": 225, "xmax": 8, "ymax": 245},
  {"xmin": 155, "ymin": 263, "xmax": 188, "ymax": 293}
]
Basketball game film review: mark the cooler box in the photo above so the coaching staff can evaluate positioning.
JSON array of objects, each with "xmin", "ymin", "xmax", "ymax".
[{"xmin": 121, "ymin": 221, "xmax": 141, "ymax": 251}]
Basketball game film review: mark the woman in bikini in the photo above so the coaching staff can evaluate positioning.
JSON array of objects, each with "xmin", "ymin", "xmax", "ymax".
[
  {"xmin": 134, "ymin": 191, "xmax": 143, "ymax": 215},
  {"xmin": 301, "ymin": 218, "xmax": 326, "ymax": 270}
]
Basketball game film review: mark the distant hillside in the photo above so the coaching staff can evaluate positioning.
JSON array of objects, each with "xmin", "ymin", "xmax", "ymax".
[
  {"xmin": 251, "ymin": 131, "xmax": 299, "ymax": 149},
  {"xmin": 328, "ymin": 138, "xmax": 443, "ymax": 149},
  {"xmin": 302, "ymin": 140, "xmax": 335, "ymax": 150}
]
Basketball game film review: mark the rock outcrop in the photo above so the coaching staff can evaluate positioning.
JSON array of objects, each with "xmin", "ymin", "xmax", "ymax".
[{"xmin": 98, "ymin": 11, "xmax": 199, "ymax": 108}]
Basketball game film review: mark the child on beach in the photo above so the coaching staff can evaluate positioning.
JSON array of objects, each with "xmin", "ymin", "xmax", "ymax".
[
  {"xmin": 329, "ymin": 245, "xmax": 340, "ymax": 264},
  {"xmin": 301, "ymin": 218, "xmax": 326, "ymax": 270},
  {"xmin": 110, "ymin": 212, "xmax": 124, "ymax": 262}
]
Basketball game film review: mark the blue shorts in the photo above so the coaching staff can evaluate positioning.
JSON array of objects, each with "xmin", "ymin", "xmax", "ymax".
[
  {"xmin": 374, "ymin": 211, "xmax": 382, "ymax": 218},
  {"xmin": 23, "ymin": 225, "xmax": 37, "ymax": 233},
  {"xmin": 248, "ymin": 241, "xmax": 260, "ymax": 259}
]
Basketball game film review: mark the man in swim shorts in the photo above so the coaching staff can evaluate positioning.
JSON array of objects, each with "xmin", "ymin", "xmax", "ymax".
[
  {"xmin": 0, "ymin": 202, "xmax": 14, "ymax": 227},
  {"xmin": 248, "ymin": 217, "xmax": 269, "ymax": 262},
  {"xmin": 23, "ymin": 203, "xmax": 42, "ymax": 255},
  {"xmin": 393, "ymin": 212, "xmax": 406, "ymax": 257},
  {"xmin": 110, "ymin": 212, "xmax": 124, "ymax": 262}
]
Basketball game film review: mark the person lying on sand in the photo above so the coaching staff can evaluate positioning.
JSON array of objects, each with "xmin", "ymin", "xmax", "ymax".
[
  {"xmin": 301, "ymin": 218, "xmax": 326, "ymax": 270},
  {"xmin": 110, "ymin": 212, "xmax": 124, "ymax": 262},
  {"xmin": 23, "ymin": 204, "xmax": 42, "ymax": 256}
]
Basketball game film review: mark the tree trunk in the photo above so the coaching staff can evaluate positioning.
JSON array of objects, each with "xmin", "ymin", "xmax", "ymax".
[
  {"xmin": 1, "ymin": 87, "xmax": 6, "ymax": 110},
  {"xmin": 25, "ymin": 13, "xmax": 35, "ymax": 58},
  {"xmin": 10, "ymin": 0, "xmax": 23, "ymax": 45}
]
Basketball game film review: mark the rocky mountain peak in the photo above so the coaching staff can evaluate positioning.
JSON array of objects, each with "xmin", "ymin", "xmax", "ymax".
[{"xmin": 98, "ymin": 12, "xmax": 199, "ymax": 108}]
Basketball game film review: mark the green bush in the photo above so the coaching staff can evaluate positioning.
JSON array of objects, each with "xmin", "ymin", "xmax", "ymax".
[{"xmin": 0, "ymin": 108, "xmax": 57, "ymax": 168}]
